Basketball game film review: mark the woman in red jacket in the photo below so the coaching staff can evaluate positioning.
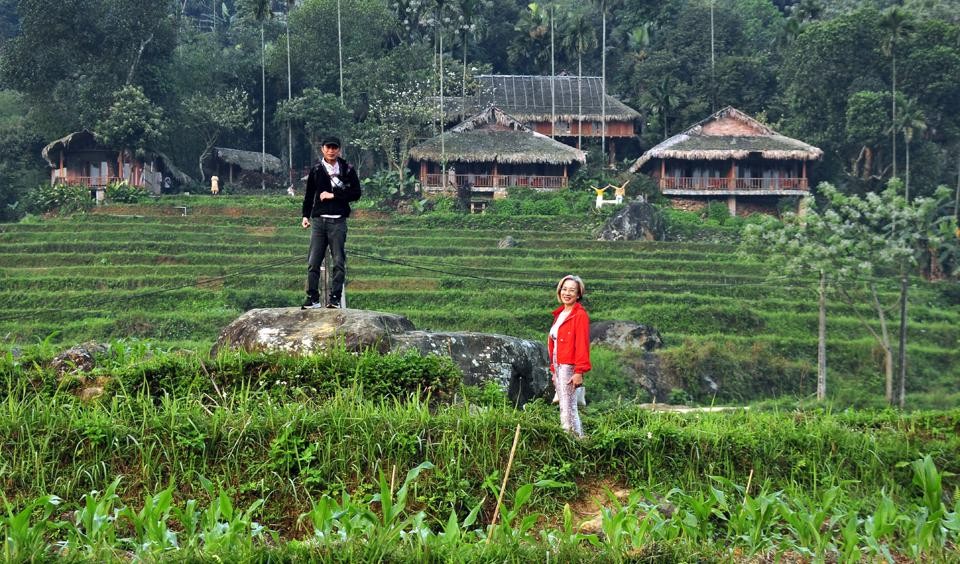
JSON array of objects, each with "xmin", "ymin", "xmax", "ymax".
[{"xmin": 548, "ymin": 275, "xmax": 591, "ymax": 438}]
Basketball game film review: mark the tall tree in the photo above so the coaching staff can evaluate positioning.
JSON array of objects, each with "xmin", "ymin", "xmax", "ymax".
[
  {"xmin": 879, "ymin": 7, "xmax": 915, "ymax": 181},
  {"xmin": 182, "ymin": 89, "xmax": 253, "ymax": 181},
  {"xmin": 561, "ymin": 10, "xmax": 597, "ymax": 149},
  {"xmin": 455, "ymin": 0, "xmax": 482, "ymax": 112},
  {"xmin": 285, "ymin": 0, "xmax": 295, "ymax": 185},
  {"xmin": 743, "ymin": 181, "xmax": 956, "ymax": 406},
  {"xmin": 642, "ymin": 77, "xmax": 680, "ymax": 140},
  {"xmin": 96, "ymin": 85, "xmax": 166, "ymax": 180},
  {"xmin": 894, "ymin": 96, "xmax": 927, "ymax": 202},
  {"xmin": 276, "ymin": 89, "xmax": 353, "ymax": 156}
]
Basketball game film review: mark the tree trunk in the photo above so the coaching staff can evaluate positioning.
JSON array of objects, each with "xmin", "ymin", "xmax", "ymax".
[
  {"xmin": 439, "ymin": 24, "xmax": 445, "ymax": 182},
  {"xmin": 897, "ymin": 273, "xmax": 909, "ymax": 409},
  {"xmin": 577, "ymin": 56, "xmax": 582, "ymax": 149},
  {"xmin": 337, "ymin": 0, "xmax": 344, "ymax": 101},
  {"xmin": 955, "ymin": 149, "xmax": 959, "ymax": 219},
  {"xmin": 869, "ymin": 283, "xmax": 894, "ymax": 404},
  {"xmin": 891, "ymin": 55, "xmax": 897, "ymax": 179},
  {"xmin": 261, "ymin": 24, "xmax": 266, "ymax": 190},
  {"xmin": 905, "ymin": 139, "xmax": 910, "ymax": 202},
  {"xmin": 817, "ymin": 270, "xmax": 827, "ymax": 401},
  {"xmin": 286, "ymin": 6, "xmax": 293, "ymax": 187},
  {"xmin": 601, "ymin": 4, "xmax": 606, "ymax": 161},
  {"xmin": 126, "ymin": 32, "xmax": 155, "ymax": 85},
  {"xmin": 550, "ymin": 7, "xmax": 555, "ymax": 139}
]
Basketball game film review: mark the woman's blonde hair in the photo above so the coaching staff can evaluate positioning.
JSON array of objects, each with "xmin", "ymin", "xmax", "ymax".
[{"xmin": 556, "ymin": 275, "xmax": 585, "ymax": 303}]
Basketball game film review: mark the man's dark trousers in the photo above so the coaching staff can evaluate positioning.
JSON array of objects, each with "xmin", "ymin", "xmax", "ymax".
[{"xmin": 306, "ymin": 217, "xmax": 347, "ymax": 303}]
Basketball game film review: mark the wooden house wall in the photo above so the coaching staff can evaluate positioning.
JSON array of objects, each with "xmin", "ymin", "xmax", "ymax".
[{"xmin": 529, "ymin": 120, "xmax": 634, "ymax": 138}]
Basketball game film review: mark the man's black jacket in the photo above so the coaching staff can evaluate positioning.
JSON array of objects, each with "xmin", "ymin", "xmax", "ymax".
[{"xmin": 301, "ymin": 157, "xmax": 362, "ymax": 218}]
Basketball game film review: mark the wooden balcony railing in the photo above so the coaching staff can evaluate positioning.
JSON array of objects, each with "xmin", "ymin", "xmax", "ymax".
[
  {"xmin": 422, "ymin": 173, "xmax": 568, "ymax": 191},
  {"xmin": 661, "ymin": 177, "xmax": 809, "ymax": 191},
  {"xmin": 53, "ymin": 176, "xmax": 134, "ymax": 187}
]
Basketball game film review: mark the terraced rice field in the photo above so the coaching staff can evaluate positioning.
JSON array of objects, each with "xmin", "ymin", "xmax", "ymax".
[{"xmin": 1, "ymin": 202, "xmax": 958, "ymax": 404}]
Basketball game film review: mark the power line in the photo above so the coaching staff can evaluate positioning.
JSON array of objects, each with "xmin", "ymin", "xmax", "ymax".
[{"xmin": 0, "ymin": 245, "xmax": 910, "ymax": 325}]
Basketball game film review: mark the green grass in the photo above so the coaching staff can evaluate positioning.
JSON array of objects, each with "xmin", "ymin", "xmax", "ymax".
[
  {"xmin": 1, "ymin": 199, "xmax": 959, "ymax": 560},
  {"xmin": 1, "ymin": 200, "xmax": 958, "ymax": 408}
]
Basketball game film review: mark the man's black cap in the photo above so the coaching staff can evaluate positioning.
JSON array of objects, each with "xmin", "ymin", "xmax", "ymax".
[{"xmin": 321, "ymin": 136, "xmax": 341, "ymax": 148}]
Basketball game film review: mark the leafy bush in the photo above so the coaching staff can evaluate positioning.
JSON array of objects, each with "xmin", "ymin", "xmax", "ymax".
[
  {"xmin": 362, "ymin": 169, "xmax": 419, "ymax": 204},
  {"xmin": 705, "ymin": 201, "xmax": 732, "ymax": 224},
  {"xmin": 25, "ymin": 183, "xmax": 92, "ymax": 214},
  {"xmin": 104, "ymin": 347, "xmax": 463, "ymax": 400},
  {"xmin": 486, "ymin": 187, "xmax": 594, "ymax": 216},
  {"xmin": 659, "ymin": 339, "xmax": 813, "ymax": 403},
  {"xmin": 105, "ymin": 180, "xmax": 149, "ymax": 203}
]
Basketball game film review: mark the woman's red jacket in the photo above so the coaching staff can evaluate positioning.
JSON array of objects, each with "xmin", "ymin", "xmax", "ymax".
[{"xmin": 547, "ymin": 302, "xmax": 592, "ymax": 374}]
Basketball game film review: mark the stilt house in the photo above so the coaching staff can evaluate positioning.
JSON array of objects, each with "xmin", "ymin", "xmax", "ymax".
[
  {"xmin": 629, "ymin": 107, "xmax": 823, "ymax": 215},
  {"xmin": 409, "ymin": 106, "xmax": 586, "ymax": 205},
  {"xmin": 448, "ymin": 75, "xmax": 641, "ymax": 162},
  {"xmin": 42, "ymin": 130, "xmax": 192, "ymax": 194}
]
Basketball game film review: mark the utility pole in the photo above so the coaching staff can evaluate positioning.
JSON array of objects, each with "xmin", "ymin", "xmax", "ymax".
[
  {"xmin": 286, "ymin": 1, "xmax": 293, "ymax": 188},
  {"xmin": 710, "ymin": 0, "xmax": 716, "ymax": 112},
  {"xmin": 550, "ymin": 5, "xmax": 555, "ymax": 139}
]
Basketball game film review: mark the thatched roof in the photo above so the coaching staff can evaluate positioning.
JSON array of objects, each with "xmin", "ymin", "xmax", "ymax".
[
  {"xmin": 41, "ymin": 130, "xmax": 103, "ymax": 166},
  {"xmin": 409, "ymin": 106, "xmax": 586, "ymax": 165},
  {"xmin": 151, "ymin": 151, "xmax": 194, "ymax": 184},
  {"xmin": 447, "ymin": 75, "xmax": 640, "ymax": 123},
  {"xmin": 42, "ymin": 131, "xmax": 194, "ymax": 184},
  {"xmin": 629, "ymin": 106, "xmax": 823, "ymax": 172},
  {"xmin": 213, "ymin": 147, "xmax": 284, "ymax": 174}
]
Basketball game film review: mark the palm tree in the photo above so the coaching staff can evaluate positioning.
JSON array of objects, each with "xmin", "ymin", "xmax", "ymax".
[
  {"xmin": 508, "ymin": 3, "xmax": 550, "ymax": 71},
  {"xmin": 455, "ymin": 0, "xmax": 481, "ymax": 117},
  {"xmin": 595, "ymin": 0, "xmax": 608, "ymax": 160},
  {"xmin": 896, "ymin": 97, "xmax": 927, "ymax": 202},
  {"xmin": 561, "ymin": 10, "xmax": 597, "ymax": 149},
  {"xmin": 643, "ymin": 77, "xmax": 680, "ymax": 140},
  {"xmin": 880, "ymin": 7, "xmax": 915, "ymax": 181}
]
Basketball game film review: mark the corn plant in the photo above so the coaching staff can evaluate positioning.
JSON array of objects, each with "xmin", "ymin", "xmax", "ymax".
[
  {"xmin": 778, "ymin": 485, "xmax": 843, "ymax": 558},
  {"xmin": 710, "ymin": 476, "xmax": 784, "ymax": 555},
  {"xmin": 539, "ymin": 503, "xmax": 600, "ymax": 552},
  {"xmin": 0, "ymin": 494, "xmax": 63, "ymax": 562},
  {"xmin": 837, "ymin": 512, "xmax": 864, "ymax": 563},
  {"xmin": 486, "ymin": 482, "xmax": 541, "ymax": 549},
  {"xmin": 195, "ymin": 477, "xmax": 268, "ymax": 555},
  {"xmin": 60, "ymin": 477, "xmax": 122, "ymax": 559},
  {"xmin": 119, "ymin": 486, "xmax": 179, "ymax": 557},
  {"xmin": 862, "ymin": 493, "xmax": 905, "ymax": 561}
]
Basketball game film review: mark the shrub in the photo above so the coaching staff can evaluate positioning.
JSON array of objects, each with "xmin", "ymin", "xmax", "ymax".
[
  {"xmin": 705, "ymin": 201, "xmax": 731, "ymax": 224},
  {"xmin": 486, "ymin": 187, "xmax": 594, "ymax": 216},
  {"xmin": 105, "ymin": 180, "xmax": 149, "ymax": 203},
  {"xmin": 103, "ymin": 347, "xmax": 464, "ymax": 401},
  {"xmin": 659, "ymin": 339, "xmax": 813, "ymax": 403},
  {"xmin": 362, "ymin": 169, "xmax": 419, "ymax": 204},
  {"xmin": 25, "ymin": 183, "xmax": 92, "ymax": 214}
]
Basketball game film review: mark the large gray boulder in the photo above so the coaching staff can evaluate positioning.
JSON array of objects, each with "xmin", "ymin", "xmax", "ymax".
[
  {"xmin": 590, "ymin": 320, "xmax": 670, "ymax": 402},
  {"xmin": 210, "ymin": 308, "xmax": 415, "ymax": 356},
  {"xmin": 590, "ymin": 320, "xmax": 664, "ymax": 351},
  {"xmin": 390, "ymin": 331, "xmax": 549, "ymax": 405},
  {"xmin": 597, "ymin": 201, "xmax": 665, "ymax": 241},
  {"xmin": 213, "ymin": 308, "xmax": 550, "ymax": 404},
  {"xmin": 51, "ymin": 341, "xmax": 110, "ymax": 376}
]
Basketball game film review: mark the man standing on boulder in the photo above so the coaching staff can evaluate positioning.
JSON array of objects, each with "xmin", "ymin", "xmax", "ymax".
[{"xmin": 301, "ymin": 136, "xmax": 362, "ymax": 309}]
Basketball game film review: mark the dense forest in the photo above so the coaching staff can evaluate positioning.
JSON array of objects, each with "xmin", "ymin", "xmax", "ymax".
[{"xmin": 1, "ymin": 0, "xmax": 960, "ymax": 219}]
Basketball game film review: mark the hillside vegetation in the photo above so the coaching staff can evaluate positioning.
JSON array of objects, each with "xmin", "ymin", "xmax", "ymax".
[
  {"xmin": 1, "ymin": 197, "xmax": 959, "ymax": 560},
  {"xmin": 1, "ymin": 196, "xmax": 957, "ymax": 408}
]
